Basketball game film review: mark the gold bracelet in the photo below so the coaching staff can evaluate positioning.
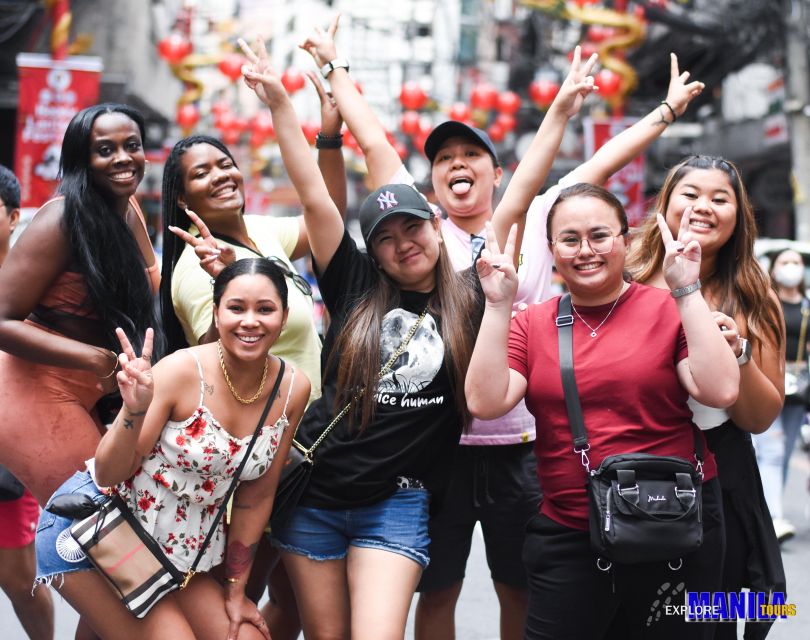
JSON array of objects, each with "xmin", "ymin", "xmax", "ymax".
[{"xmin": 99, "ymin": 350, "xmax": 119, "ymax": 379}]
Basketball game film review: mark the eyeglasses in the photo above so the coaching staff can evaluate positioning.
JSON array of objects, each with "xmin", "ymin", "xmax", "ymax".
[
  {"xmin": 266, "ymin": 256, "xmax": 313, "ymax": 297},
  {"xmin": 551, "ymin": 231, "xmax": 625, "ymax": 259}
]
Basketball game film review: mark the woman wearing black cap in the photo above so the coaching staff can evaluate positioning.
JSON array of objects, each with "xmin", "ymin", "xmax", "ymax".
[
  {"xmin": 300, "ymin": 16, "xmax": 705, "ymax": 640},
  {"xmin": 239, "ymin": 38, "xmax": 482, "ymax": 638}
]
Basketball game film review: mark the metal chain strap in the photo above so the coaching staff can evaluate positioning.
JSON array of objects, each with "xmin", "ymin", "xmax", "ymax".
[{"xmin": 303, "ymin": 306, "xmax": 429, "ymax": 457}]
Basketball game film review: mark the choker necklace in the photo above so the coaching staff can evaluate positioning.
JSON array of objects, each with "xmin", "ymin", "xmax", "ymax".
[
  {"xmin": 571, "ymin": 292, "xmax": 623, "ymax": 338},
  {"xmin": 217, "ymin": 339, "xmax": 268, "ymax": 404}
]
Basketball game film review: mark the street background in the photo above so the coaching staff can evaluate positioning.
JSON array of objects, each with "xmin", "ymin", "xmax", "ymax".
[{"xmin": 2, "ymin": 452, "xmax": 808, "ymax": 639}]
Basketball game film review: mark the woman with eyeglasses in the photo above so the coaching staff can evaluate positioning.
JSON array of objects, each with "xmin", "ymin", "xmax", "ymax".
[
  {"xmin": 466, "ymin": 182, "xmax": 739, "ymax": 639},
  {"xmin": 627, "ymin": 155, "xmax": 786, "ymax": 640}
]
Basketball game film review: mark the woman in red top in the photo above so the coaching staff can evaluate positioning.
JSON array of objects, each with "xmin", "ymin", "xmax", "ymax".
[{"xmin": 466, "ymin": 183, "xmax": 739, "ymax": 639}]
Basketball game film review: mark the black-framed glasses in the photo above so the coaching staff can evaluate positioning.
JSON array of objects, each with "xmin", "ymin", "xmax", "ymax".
[
  {"xmin": 551, "ymin": 232, "xmax": 625, "ymax": 259},
  {"xmin": 266, "ymin": 256, "xmax": 313, "ymax": 297}
]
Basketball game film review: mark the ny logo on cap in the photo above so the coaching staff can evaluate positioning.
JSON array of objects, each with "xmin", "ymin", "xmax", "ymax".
[{"xmin": 376, "ymin": 190, "xmax": 399, "ymax": 211}]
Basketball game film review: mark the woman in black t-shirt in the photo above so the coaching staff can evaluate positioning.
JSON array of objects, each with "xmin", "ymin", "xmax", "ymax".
[
  {"xmin": 754, "ymin": 248, "xmax": 808, "ymax": 542},
  {"xmin": 239, "ymin": 38, "xmax": 481, "ymax": 638}
]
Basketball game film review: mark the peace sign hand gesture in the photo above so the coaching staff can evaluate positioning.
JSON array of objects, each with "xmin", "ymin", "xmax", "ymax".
[
  {"xmin": 238, "ymin": 35, "xmax": 286, "ymax": 108},
  {"xmin": 657, "ymin": 209, "xmax": 702, "ymax": 293},
  {"xmin": 551, "ymin": 45, "xmax": 599, "ymax": 119},
  {"xmin": 168, "ymin": 208, "xmax": 236, "ymax": 279},
  {"xmin": 306, "ymin": 70, "xmax": 343, "ymax": 135},
  {"xmin": 114, "ymin": 327, "xmax": 154, "ymax": 416},
  {"xmin": 299, "ymin": 14, "xmax": 340, "ymax": 68},
  {"xmin": 476, "ymin": 222, "xmax": 519, "ymax": 308},
  {"xmin": 664, "ymin": 53, "xmax": 705, "ymax": 119}
]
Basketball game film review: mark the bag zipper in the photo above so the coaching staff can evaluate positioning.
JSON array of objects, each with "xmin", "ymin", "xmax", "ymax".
[{"xmin": 605, "ymin": 487, "xmax": 612, "ymax": 532}]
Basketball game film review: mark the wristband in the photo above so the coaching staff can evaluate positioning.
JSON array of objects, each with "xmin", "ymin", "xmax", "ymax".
[
  {"xmin": 660, "ymin": 100, "xmax": 678, "ymax": 123},
  {"xmin": 315, "ymin": 132, "xmax": 343, "ymax": 149},
  {"xmin": 670, "ymin": 279, "xmax": 701, "ymax": 298},
  {"xmin": 320, "ymin": 58, "xmax": 350, "ymax": 79}
]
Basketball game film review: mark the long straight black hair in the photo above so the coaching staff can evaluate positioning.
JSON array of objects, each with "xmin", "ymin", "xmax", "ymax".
[
  {"xmin": 159, "ymin": 135, "xmax": 240, "ymax": 354},
  {"xmin": 58, "ymin": 103, "xmax": 160, "ymax": 354}
]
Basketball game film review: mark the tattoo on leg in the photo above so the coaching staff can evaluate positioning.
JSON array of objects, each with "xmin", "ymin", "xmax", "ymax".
[{"xmin": 225, "ymin": 541, "xmax": 258, "ymax": 579}]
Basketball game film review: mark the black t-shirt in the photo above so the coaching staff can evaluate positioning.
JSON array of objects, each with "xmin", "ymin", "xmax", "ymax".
[
  {"xmin": 782, "ymin": 298, "xmax": 809, "ymax": 363},
  {"xmin": 297, "ymin": 231, "xmax": 465, "ymax": 510}
]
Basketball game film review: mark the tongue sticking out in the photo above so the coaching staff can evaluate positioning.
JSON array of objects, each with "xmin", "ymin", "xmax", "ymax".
[{"xmin": 451, "ymin": 181, "xmax": 471, "ymax": 195}]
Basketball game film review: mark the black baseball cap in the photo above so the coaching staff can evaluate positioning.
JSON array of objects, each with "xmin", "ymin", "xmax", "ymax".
[
  {"xmin": 359, "ymin": 183, "xmax": 434, "ymax": 246},
  {"xmin": 424, "ymin": 121, "xmax": 499, "ymax": 165}
]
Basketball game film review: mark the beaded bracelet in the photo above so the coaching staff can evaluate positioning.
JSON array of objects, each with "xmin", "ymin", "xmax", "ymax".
[
  {"xmin": 660, "ymin": 100, "xmax": 678, "ymax": 123},
  {"xmin": 315, "ymin": 132, "xmax": 343, "ymax": 150}
]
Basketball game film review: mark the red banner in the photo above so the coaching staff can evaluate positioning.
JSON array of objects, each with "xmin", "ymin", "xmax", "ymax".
[
  {"xmin": 583, "ymin": 117, "xmax": 647, "ymax": 227},
  {"xmin": 14, "ymin": 53, "xmax": 103, "ymax": 209}
]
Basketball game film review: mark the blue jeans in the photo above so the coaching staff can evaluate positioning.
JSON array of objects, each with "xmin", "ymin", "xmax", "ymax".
[
  {"xmin": 271, "ymin": 487, "xmax": 430, "ymax": 567},
  {"xmin": 34, "ymin": 471, "xmax": 105, "ymax": 584},
  {"xmin": 753, "ymin": 403, "xmax": 805, "ymax": 520}
]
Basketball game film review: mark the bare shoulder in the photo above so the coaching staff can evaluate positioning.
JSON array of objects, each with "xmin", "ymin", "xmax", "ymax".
[
  {"xmin": 152, "ymin": 349, "xmax": 201, "ymax": 393},
  {"xmin": 285, "ymin": 364, "xmax": 311, "ymax": 414}
]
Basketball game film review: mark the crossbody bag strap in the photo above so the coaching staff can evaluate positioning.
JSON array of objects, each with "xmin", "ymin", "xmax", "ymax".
[
  {"xmin": 185, "ymin": 358, "xmax": 286, "ymax": 585},
  {"xmin": 302, "ymin": 305, "xmax": 430, "ymax": 459},
  {"xmin": 556, "ymin": 295, "xmax": 590, "ymax": 456},
  {"xmin": 796, "ymin": 298, "xmax": 810, "ymax": 363}
]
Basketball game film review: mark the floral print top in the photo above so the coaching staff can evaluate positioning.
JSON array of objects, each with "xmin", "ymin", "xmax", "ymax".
[{"xmin": 115, "ymin": 350, "xmax": 294, "ymax": 574}]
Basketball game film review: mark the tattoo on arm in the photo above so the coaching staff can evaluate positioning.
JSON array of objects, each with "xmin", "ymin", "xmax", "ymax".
[
  {"xmin": 653, "ymin": 107, "xmax": 670, "ymax": 127},
  {"xmin": 225, "ymin": 541, "xmax": 258, "ymax": 579},
  {"xmin": 121, "ymin": 409, "xmax": 146, "ymax": 430},
  {"xmin": 123, "ymin": 418, "xmax": 134, "ymax": 430},
  {"xmin": 204, "ymin": 382, "xmax": 214, "ymax": 396}
]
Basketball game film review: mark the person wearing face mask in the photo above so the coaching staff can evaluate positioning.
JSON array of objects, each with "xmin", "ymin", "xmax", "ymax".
[{"xmin": 754, "ymin": 248, "xmax": 808, "ymax": 543}]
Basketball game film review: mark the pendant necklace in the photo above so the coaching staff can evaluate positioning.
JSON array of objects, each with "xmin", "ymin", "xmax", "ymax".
[{"xmin": 571, "ymin": 292, "xmax": 623, "ymax": 338}]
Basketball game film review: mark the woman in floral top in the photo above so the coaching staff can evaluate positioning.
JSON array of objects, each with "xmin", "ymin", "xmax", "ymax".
[{"xmin": 35, "ymin": 258, "xmax": 310, "ymax": 640}]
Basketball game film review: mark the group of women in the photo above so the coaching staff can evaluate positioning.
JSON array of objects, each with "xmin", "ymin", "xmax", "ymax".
[{"xmin": 0, "ymin": 15, "xmax": 788, "ymax": 640}]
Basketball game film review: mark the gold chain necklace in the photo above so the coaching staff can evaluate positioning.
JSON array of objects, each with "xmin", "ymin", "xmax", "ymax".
[{"xmin": 217, "ymin": 339, "xmax": 269, "ymax": 404}]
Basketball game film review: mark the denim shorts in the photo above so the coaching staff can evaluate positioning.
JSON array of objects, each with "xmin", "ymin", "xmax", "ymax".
[
  {"xmin": 271, "ymin": 487, "xmax": 431, "ymax": 568},
  {"xmin": 35, "ymin": 470, "xmax": 106, "ymax": 585}
]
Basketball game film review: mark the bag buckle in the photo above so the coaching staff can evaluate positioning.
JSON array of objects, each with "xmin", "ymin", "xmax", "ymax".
[
  {"xmin": 574, "ymin": 444, "xmax": 590, "ymax": 472},
  {"xmin": 181, "ymin": 570, "xmax": 195, "ymax": 589},
  {"xmin": 556, "ymin": 314, "xmax": 574, "ymax": 327},
  {"xmin": 695, "ymin": 459, "xmax": 704, "ymax": 481}
]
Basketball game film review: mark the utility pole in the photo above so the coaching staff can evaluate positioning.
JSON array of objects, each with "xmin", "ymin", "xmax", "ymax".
[{"xmin": 786, "ymin": 0, "xmax": 810, "ymax": 240}]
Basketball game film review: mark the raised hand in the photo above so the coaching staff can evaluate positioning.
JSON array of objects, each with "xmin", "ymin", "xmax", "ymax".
[
  {"xmin": 168, "ymin": 208, "xmax": 236, "ymax": 279},
  {"xmin": 551, "ymin": 45, "xmax": 598, "ymax": 119},
  {"xmin": 238, "ymin": 35, "xmax": 285, "ymax": 107},
  {"xmin": 299, "ymin": 14, "xmax": 340, "ymax": 67},
  {"xmin": 306, "ymin": 70, "xmax": 343, "ymax": 136},
  {"xmin": 657, "ymin": 208, "xmax": 701, "ymax": 292},
  {"xmin": 477, "ymin": 222, "xmax": 519, "ymax": 307},
  {"xmin": 114, "ymin": 327, "xmax": 154, "ymax": 416},
  {"xmin": 664, "ymin": 53, "xmax": 705, "ymax": 118}
]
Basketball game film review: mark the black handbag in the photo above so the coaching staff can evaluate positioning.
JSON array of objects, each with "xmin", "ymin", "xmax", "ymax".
[
  {"xmin": 556, "ymin": 294, "xmax": 704, "ymax": 565},
  {"xmin": 47, "ymin": 359, "xmax": 285, "ymax": 617},
  {"xmin": 270, "ymin": 307, "xmax": 429, "ymax": 530}
]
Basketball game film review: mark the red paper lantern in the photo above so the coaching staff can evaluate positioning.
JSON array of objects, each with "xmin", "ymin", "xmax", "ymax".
[
  {"xmin": 218, "ymin": 53, "xmax": 245, "ymax": 82},
  {"xmin": 594, "ymin": 69, "xmax": 622, "ymax": 97},
  {"xmin": 496, "ymin": 91, "xmax": 521, "ymax": 115},
  {"xmin": 249, "ymin": 131, "xmax": 268, "ymax": 149},
  {"xmin": 400, "ymin": 111, "xmax": 421, "ymax": 136},
  {"xmin": 176, "ymin": 104, "xmax": 200, "ymax": 129},
  {"xmin": 470, "ymin": 83, "xmax": 498, "ymax": 111},
  {"xmin": 214, "ymin": 110, "xmax": 236, "ymax": 132},
  {"xmin": 495, "ymin": 112, "xmax": 516, "ymax": 132},
  {"xmin": 568, "ymin": 43, "xmax": 599, "ymax": 63},
  {"xmin": 400, "ymin": 82, "xmax": 428, "ymax": 111},
  {"xmin": 251, "ymin": 112, "xmax": 275, "ymax": 139},
  {"xmin": 528, "ymin": 79, "xmax": 560, "ymax": 108},
  {"xmin": 211, "ymin": 101, "xmax": 230, "ymax": 117},
  {"xmin": 344, "ymin": 131, "xmax": 361, "ymax": 155},
  {"xmin": 281, "ymin": 69, "xmax": 306, "ymax": 94},
  {"xmin": 448, "ymin": 102, "xmax": 471, "ymax": 122},
  {"xmin": 221, "ymin": 128, "xmax": 241, "ymax": 145},
  {"xmin": 233, "ymin": 117, "xmax": 250, "ymax": 133},
  {"xmin": 412, "ymin": 132, "xmax": 429, "ymax": 154},
  {"xmin": 157, "ymin": 33, "xmax": 192, "ymax": 64},
  {"xmin": 487, "ymin": 122, "xmax": 505, "ymax": 143},
  {"xmin": 301, "ymin": 122, "xmax": 319, "ymax": 145}
]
